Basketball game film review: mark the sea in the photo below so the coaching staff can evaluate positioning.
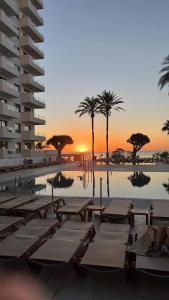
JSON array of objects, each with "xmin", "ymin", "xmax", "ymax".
[{"xmin": 63, "ymin": 150, "xmax": 168, "ymax": 159}]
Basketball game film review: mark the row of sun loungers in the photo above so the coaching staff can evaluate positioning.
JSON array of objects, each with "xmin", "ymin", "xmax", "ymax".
[
  {"xmin": 0, "ymin": 219, "xmax": 95, "ymax": 271},
  {"xmin": 0, "ymin": 213, "xmax": 168, "ymax": 280},
  {"xmin": 0, "ymin": 195, "xmax": 64, "ymax": 219},
  {"xmin": 1, "ymin": 194, "xmax": 169, "ymax": 225}
]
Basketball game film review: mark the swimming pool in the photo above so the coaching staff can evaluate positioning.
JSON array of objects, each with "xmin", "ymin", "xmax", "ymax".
[{"xmin": 31, "ymin": 171, "xmax": 169, "ymax": 199}]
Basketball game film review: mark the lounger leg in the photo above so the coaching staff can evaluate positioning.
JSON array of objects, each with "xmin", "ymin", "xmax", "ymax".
[
  {"xmin": 79, "ymin": 212, "xmax": 84, "ymax": 221},
  {"xmin": 130, "ymin": 213, "xmax": 134, "ymax": 227},
  {"xmin": 27, "ymin": 261, "xmax": 42, "ymax": 275},
  {"xmin": 88, "ymin": 209, "xmax": 92, "ymax": 221}
]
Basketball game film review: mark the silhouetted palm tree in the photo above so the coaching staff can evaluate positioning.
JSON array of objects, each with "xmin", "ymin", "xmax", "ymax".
[
  {"xmin": 97, "ymin": 90, "xmax": 124, "ymax": 164},
  {"xmin": 162, "ymin": 120, "xmax": 169, "ymax": 134},
  {"xmin": 158, "ymin": 55, "xmax": 169, "ymax": 90},
  {"xmin": 75, "ymin": 97, "xmax": 99, "ymax": 161}
]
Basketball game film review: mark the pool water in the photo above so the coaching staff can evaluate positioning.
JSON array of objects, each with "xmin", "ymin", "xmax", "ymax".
[{"xmin": 33, "ymin": 171, "xmax": 169, "ymax": 199}]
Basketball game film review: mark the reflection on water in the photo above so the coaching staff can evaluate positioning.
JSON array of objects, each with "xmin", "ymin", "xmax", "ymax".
[
  {"xmin": 128, "ymin": 172, "xmax": 151, "ymax": 187},
  {"xmin": 1, "ymin": 171, "xmax": 169, "ymax": 199},
  {"xmin": 47, "ymin": 172, "xmax": 74, "ymax": 189},
  {"xmin": 163, "ymin": 179, "xmax": 169, "ymax": 194}
]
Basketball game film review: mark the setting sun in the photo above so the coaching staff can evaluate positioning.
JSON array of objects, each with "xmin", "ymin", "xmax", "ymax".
[{"xmin": 76, "ymin": 145, "xmax": 89, "ymax": 153}]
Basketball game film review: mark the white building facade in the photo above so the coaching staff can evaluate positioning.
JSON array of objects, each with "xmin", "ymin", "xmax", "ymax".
[{"xmin": 0, "ymin": 0, "xmax": 45, "ymax": 165}]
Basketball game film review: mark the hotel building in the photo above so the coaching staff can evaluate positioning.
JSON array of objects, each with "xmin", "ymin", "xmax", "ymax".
[{"xmin": 0, "ymin": 0, "xmax": 45, "ymax": 162}]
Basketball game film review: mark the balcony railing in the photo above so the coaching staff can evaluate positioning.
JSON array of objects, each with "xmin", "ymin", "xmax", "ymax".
[
  {"xmin": 34, "ymin": 96, "xmax": 45, "ymax": 104},
  {"xmin": 35, "ymin": 114, "xmax": 45, "ymax": 120},
  {"xmin": 6, "ymin": 81, "xmax": 19, "ymax": 92}
]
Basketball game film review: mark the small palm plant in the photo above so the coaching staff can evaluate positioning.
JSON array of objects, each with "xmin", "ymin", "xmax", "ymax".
[
  {"xmin": 75, "ymin": 97, "xmax": 99, "ymax": 161},
  {"xmin": 162, "ymin": 120, "xmax": 169, "ymax": 134},
  {"xmin": 158, "ymin": 55, "xmax": 169, "ymax": 90},
  {"xmin": 97, "ymin": 90, "xmax": 124, "ymax": 164}
]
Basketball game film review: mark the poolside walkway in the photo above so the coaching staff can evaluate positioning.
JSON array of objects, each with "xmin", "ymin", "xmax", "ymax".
[
  {"xmin": 1, "ymin": 161, "xmax": 169, "ymax": 185},
  {"xmin": 0, "ymin": 162, "xmax": 79, "ymax": 184}
]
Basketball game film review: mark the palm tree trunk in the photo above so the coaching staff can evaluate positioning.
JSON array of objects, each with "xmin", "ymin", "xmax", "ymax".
[
  {"xmin": 91, "ymin": 116, "xmax": 94, "ymax": 161},
  {"xmin": 106, "ymin": 115, "xmax": 109, "ymax": 164}
]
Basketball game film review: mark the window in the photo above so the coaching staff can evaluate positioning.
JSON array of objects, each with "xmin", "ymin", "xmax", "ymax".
[
  {"xmin": 24, "ymin": 125, "xmax": 31, "ymax": 132},
  {"xmin": 14, "ymin": 104, "xmax": 20, "ymax": 112},
  {"xmin": 0, "ymin": 142, "xmax": 8, "ymax": 150},
  {"xmin": 14, "ymin": 123, "xmax": 21, "ymax": 133},
  {"xmin": 24, "ymin": 143, "xmax": 31, "ymax": 150},
  {"xmin": 0, "ymin": 120, "xmax": 7, "ymax": 127},
  {"xmin": 15, "ymin": 142, "xmax": 21, "ymax": 153}
]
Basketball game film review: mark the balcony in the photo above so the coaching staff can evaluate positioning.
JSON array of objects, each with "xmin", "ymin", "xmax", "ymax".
[
  {"xmin": 21, "ymin": 74, "xmax": 45, "ymax": 92},
  {"xmin": 22, "ymin": 111, "xmax": 46, "ymax": 125},
  {"xmin": 0, "ymin": 0, "xmax": 18, "ymax": 16},
  {"xmin": 19, "ymin": 0, "xmax": 43, "ymax": 26},
  {"xmin": 20, "ymin": 17, "xmax": 44, "ymax": 43},
  {"xmin": 21, "ymin": 93, "xmax": 45, "ymax": 109},
  {"xmin": 22, "ymin": 131, "xmax": 45, "ymax": 141},
  {"xmin": 0, "ymin": 9, "xmax": 18, "ymax": 37},
  {"xmin": 0, "ymin": 126, "xmax": 20, "ymax": 139},
  {"xmin": 20, "ymin": 36, "xmax": 44, "ymax": 59},
  {"xmin": 31, "ymin": 0, "xmax": 43, "ymax": 10},
  {"xmin": 21, "ymin": 55, "xmax": 44, "ymax": 76},
  {"xmin": 22, "ymin": 149, "xmax": 45, "ymax": 157},
  {"xmin": 0, "ymin": 56, "xmax": 19, "ymax": 78},
  {"xmin": 0, "ymin": 79, "xmax": 20, "ymax": 98},
  {"xmin": 0, "ymin": 32, "xmax": 19, "ymax": 58},
  {"xmin": 0, "ymin": 102, "xmax": 20, "ymax": 119}
]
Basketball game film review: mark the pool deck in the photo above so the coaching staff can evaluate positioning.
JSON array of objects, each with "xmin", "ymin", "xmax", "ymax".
[
  {"xmin": 0, "ymin": 195, "xmax": 168, "ymax": 299},
  {"xmin": 0, "ymin": 162, "xmax": 169, "ymax": 184}
]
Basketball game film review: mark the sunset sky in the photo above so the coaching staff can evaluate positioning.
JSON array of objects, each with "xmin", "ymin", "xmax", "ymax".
[{"xmin": 40, "ymin": 0, "xmax": 169, "ymax": 153}]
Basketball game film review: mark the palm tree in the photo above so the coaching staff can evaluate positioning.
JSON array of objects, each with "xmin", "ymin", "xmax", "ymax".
[
  {"xmin": 162, "ymin": 120, "xmax": 169, "ymax": 134},
  {"xmin": 97, "ymin": 90, "xmax": 124, "ymax": 164},
  {"xmin": 158, "ymin": 55, "xmax": 169, "ymax": 90},
  {"xmin": 75, "ymin": 97, "xmax": 99, "ymax": 161}
]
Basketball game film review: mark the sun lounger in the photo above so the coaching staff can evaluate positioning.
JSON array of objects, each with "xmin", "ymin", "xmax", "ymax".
[
  {"xmin": 102, "ymin": 200, "xmax": 132, "ymax": 222},
  {"xmin": 0, "ymin": 194, "xmax": 17, "ymax": 204},
  {"xmin": 151, "ymin": 200, "xmax": 169, "ymax": 222},
  {"xmin": 99, "ymin": 223, "xmax": 130, "ymax": 233},
  {"xmin": 0, "ymin": 195, "xmax": 37, "ymax": 212},
  {"xmin": 136, "ymin": 255, "xmax": 169, "ymax": 273},
  {"xmin": 80, "ymin": 223, "xmax": 129, "ymax": 271},
  {"xmin": 128, "ymin": 224, "xmax": 169, "ymax": 278},
  {"xmin": 62, "ymin": 220, "xmax": 94, "ymax": 231},
  {"xmin": 11, "ymin": 197, "xmax": 63, "ymax": 218},
  {"xmin": 57, "ymin": 198, "xmax": 92, "ymax": 222},
  {"xmin": 0, "ymin": 219, "xmax": 59, "ymax": 259},
  {"xmin": 30, "ymin": 221, "xmax": 95, "ymax": 266},
  {"xmin": 0, "ymin": 216, "xmax": 23, "ymax": 235}
]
